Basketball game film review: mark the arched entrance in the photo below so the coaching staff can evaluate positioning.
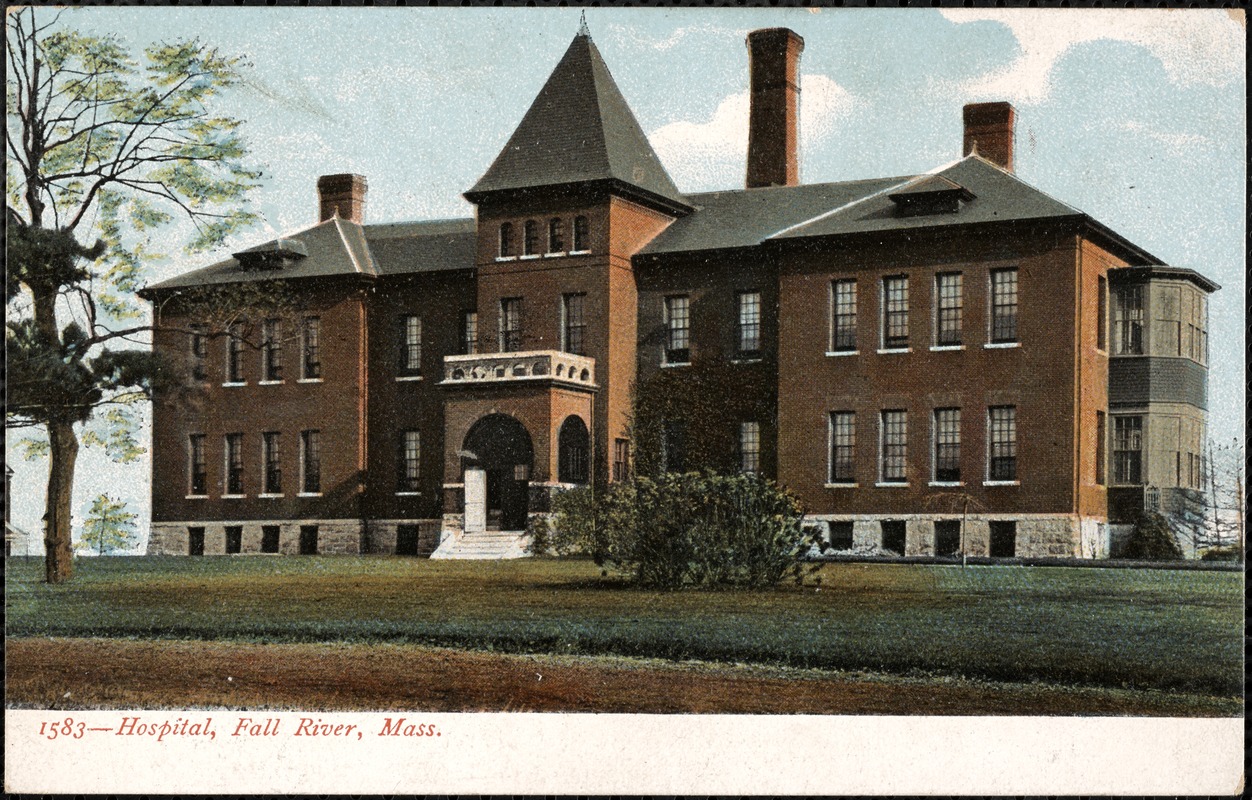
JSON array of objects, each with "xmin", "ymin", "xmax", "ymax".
[
  {"xmin": 463, "ymin": 414, "xmax": 534, "ymax": 531},
  {"xmin": 557, "ymin": 415, "xmax": 590, "ymax": 485}
]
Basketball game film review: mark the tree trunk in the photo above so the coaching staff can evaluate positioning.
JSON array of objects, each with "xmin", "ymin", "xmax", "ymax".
[{"xmin": 44, "ymin": 419, "xmax": 79, "ymax": 583}]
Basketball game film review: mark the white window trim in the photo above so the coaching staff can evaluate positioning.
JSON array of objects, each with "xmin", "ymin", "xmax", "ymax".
[
  {"xmin": 568, "ymin": 249, "xmax": 592, "ymax": 256},
  {"xmin": 296, "ymin": 378, "xmax": 323, "ymax": 384},
  {"xmin": 222, "ymin": 494, "xmax": 246, "ymax": 499},
  {"xmin": 876, "ymin": 347, "xmax": 913, "ymax": 355},
  {"xmin": 184, "ymin": 494, "xmax": 208, "ymax": 500},
  {"xmin": 543, "ymin": 251, "xmax": 566, "ymax": 259},
  {"xmin": 730, "ymin": 357, "xmax": 763, "ymax": 365},
  {"xmin": 258, "ymin": 493, "xmax": 284, "ymax": 499},
  {"xmin": 982, "ymin": 480, "xmax": 1020, "ymax": 487},
  {"xmin": 519, "ymin": 254, "xmax": 542, "ymax": 261},
  {"xmin": 932, "ymin": 272, "xmax": 964, "ymax": 349},
  {"xmin": 494, "ymin": 256, "xmax": 517, "ymax": 263},
  {"xmin": 878, "ymin": 410, "xmax": 907, "ymax": 485},
  {"xmin": 660, "ymin": 361, "xmax": 691, "ymax": 369},
  {"xmin": 258, "ymin": 379, "xmax": 285, "ymax": 386},
  {"xmin": 880, "ymin": 275, "xmax": 909, "ymax": 351},
  {"xmin": 297, "ymin": 492, "xmax": 324, "ymax": 498},
  {"xmin": 875, "ymin": 482, "xmax": 909, "ymax": 488},
  {"xmin": 983, "ymin": 341, "xmax": 1020, "ymax": 350},
  {"xmin": 222, "ymin": 381, "xmax": 247, "ymax": 388},
  {"xmin": 824, "ymin": 483, "xmax": 860, "ymax": 489},
  {"xmin": 394, "ymin": 491, "xmax": 422, "ymax": 497},
  {"xmin": 395, "ymin": 375, "xmax": 424, "ymax": 382},
  {"xmin": 987, "ymin": 268, "xmax": 1020, "ymax": 347},
  {"xmin": 929, "ymin": 481, "xmax": 965, "ymax": 488},
  {"xmin": 662, "ymin": 294, "xmax": 691, "ymax": 366},
  {"xmin": 985, "ymin": 406, "xmax": 1018, "ymax": 485},
  {"xmin": 825, "ymin": 350, "xmax": 859, "ymax": 357},
  {"xmin": 929, "ymin": 345, "xmax": 965, "ymax": 352}
]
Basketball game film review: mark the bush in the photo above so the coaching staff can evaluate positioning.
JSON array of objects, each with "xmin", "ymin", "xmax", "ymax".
[
  {"xmin": 1121, "ymin": 512, "xmax": 1184, "ymax": 561},
  {"xmin": 551, "ymin": 471, "xmax": 821, "ymax": 589},
  {"xmin": 1200, "ymin": 545, "xmax": 1243, "ymax": 562}
]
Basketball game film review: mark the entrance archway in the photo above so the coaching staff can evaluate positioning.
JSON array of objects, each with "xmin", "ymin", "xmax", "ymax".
[
  {"xmin": 463, "ymin": 414, "xmax": 534, "ymax": 531},
  {"xmin": 557, "ymin": 415, "xmax": 590, "ymax": 485}
]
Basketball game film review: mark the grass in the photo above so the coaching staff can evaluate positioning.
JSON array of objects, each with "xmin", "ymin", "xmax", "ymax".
[{"xmin": 5, "ymin": 556, "xmax": 1244, "ymax": 698}]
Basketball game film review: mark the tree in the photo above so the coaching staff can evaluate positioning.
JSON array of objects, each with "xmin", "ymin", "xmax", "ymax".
[
  {"xmin": 6, "ymin": 8, "xmax": 260, "ymax": 583},
  {"xmin": 1121, "ymin": 512, "xmax": 1184, "ymax": 561},
  {"xmin": 77, "ymin": 493, "xmax": 137, "ymax": 555}
]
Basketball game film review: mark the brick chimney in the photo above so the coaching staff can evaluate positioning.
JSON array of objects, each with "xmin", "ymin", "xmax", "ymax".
[
  {"xmin": 746, "ymin": 28, "xmax": 804, "ymax": 189},
  {"xmin": 317, "ymin": 173, "xmax": 368, "ymax": 223},
  {"xmin": 963, "ymin": 102, "xmax": 1016, "ymax": 172}
]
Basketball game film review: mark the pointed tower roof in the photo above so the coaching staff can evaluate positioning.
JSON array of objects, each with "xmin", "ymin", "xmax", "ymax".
[{"xmin": 466, "ymin": 30, "xmax": 690, "ymax": 214}]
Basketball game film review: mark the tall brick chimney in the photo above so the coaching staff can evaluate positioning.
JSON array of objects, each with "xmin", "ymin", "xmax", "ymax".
[
  {"xmin": 963, "ymin": 102, "xmax": 1016, "ymax": 172},
  {"xmin": 746, "ymin": 28, "xmax": 804, "ymax": 189},
  {"xmin": 317, "ymin": 173, "xmax": 368, "ymax": 223}
]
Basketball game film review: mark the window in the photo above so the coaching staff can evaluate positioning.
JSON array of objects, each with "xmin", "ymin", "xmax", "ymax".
[
  {"xmin": 396, "ymin": 524, "xmax": 420, "ymax": 556},
  {"xmin": 260, "ymin": 318, "xmax": 282, "ymax": 381},
  {"xmin": 934, "ymin": 520, "xmax": 961, "ymax": 557},
  {"xmin": 188, "ymin": 527, "xmax": 205, "ymax": 556},
  {"xmin": 989, "ymin": 521, "xmax": 1016, "ymax": 557},
  {"xmin": 523, "ymin": 220, "xmax": 539, "ymax": 256},
  {"xmin": 664, "ymin": 295, "xmax": 690, "ymax": 364},
  {"xmin": 1112, "ymin": 286, "xmax": 1143, "ymax": 355},
  {"xmin": 261, "ymin": 525, "xmax": 280, "ymax": 554},
  {"xmin": 301, "ymin": 429, "xmax": 321, "ymax": 494},
  {"xmin": 301, "ymin": 317, "xmax": 321, "ymax": 379},
  {"xmin": 829, "ymin": 412, "xmax": 856, "ymax": 483},
  {"xmin": 989, "ymin": 269, "xmax": 1019, "ymax": 343},
  {"xmin": 262, "ymin": 432, "xmax": 282, "ymax": 494},
  {"xmin": 562, "ymin": 293, "xmax": 586, "ymax": 355},
  {"xmin": 189, "ymin": 324, "xmax": 208, "ymax": 381},
  {"xmin": 737, "ymin": 291, "xmax": 761, "ymax": 354},
  {"xmin": 188, "ymin": 434, "xmax": 207, "ymax": 495},
  {"xmin": 829, "ymin": 521, "xmax": 854, "ymax": 550},
  {"xmin": 226, "ymin": 322, "xmax": 245, "ymax": 383},
  {"xmin": 613, "ymin": 438, "xmax": 630, "ymax": 482},
  {"xmin": 880, "ymin": 410, "xmax": 907, "ymax": 483},
  {"xmin": 1097, "ymin": 275, "xmax": 1108, "ymax": 350},
  {"xmin": 225, "ymin": 433, "xmax": 244, "ymax": 495},
  {"xmin": 662, "ymin": 420, "xmax": 686, "ymax": 473},
  {"xmin": 935, "ymin": 272, "xmax": 963, "ymax": 346},
  {"xmin": 933, "ymin": 408, "xmax": 961, "ymax": 482},
  {"xmin": 498, "ymin": 222, "xmax": 514, "ymax": 258},
  {"xmin": 830, "ymin": 279, "xmax": 857, "ymax": 352},
  {"xmin": 548, "ymin": 218, "xmax": 564, "ymax": 253},
  {"xmin": 225, "ymin": 525, "xmax": 242, "ymax": 555},
  {"xmin": 880, "ymin": 520, "xmax": 906, "ymax": 555},
  {"xmin": 1113, "ymin": 416, "xmax": 1143, "ymax": 484},
  {"xmin": 572, "ymin": 215, "xmax": 589, "ymax": 252},
  {"xmin": 988, "ymin": 406, "xmax": 1017, "ymax": 481},
  {"xmin": 500, "ymin": 298, "xmax": 523, "ymax": 352},
  {"xmin": 401, "ymin": 315, "xmax": 421, "ymax": 374},
  {"xmin": 882, "ymin": 276, "xmax": 909, "ymax": 349},
  {"xmin": 461, "ymin": 311, "xmax": 478, "ymax": 355},
  {"xmin": 558, "ymin": 417, "xmax": 590, "ymax": 484},
  {"xmin": 1095, "ymin": 410, "xmax": 1107, "ymax": 486},
  {"xmin": 299, "ymin": 525, "xmax": 318, "ymax": 555},
  {"xmin": 398, "ymin": 430, "xmax": 420, "ymax": 492},
  {"xmin": 739, "ymin": 421, "xmax": 760, "ymax": 474}
]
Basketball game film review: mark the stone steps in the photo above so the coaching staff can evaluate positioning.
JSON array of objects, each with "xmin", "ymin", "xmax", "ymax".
[{"xmin": 429, "ymin": 529, "xmax": 530, "ymax": 560}]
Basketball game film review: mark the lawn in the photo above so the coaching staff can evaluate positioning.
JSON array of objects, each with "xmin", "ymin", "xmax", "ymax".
[{"xmin": 5, "ymin": 556, "xmax": 1243, "ymax": 698}]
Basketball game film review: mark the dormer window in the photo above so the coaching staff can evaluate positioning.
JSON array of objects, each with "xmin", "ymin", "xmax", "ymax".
[
  {"xmin": 498, "ymin": 222, "xmax": 514, "ymax": 258},
  {"xmin": 888, "ymin": 176, "xmax": 975, "ymax": 218},
  {"xmin": 572, "ymin": 215, "xmax": 589, "ymax": 252},
  {"xmin": 523, "ymin": 220, "xmax": 539, "ymax": 256},
  {"xmin": 548, "ymin": 218, "xmax": 564, "ymax": 253}
]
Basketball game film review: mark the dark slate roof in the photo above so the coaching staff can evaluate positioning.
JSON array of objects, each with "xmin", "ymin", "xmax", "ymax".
[
  {"xmin": 638, "ymin": 176, "xmax": 907, "ymax": 257},
  {"xmin": 142, "ymin": 218, "xmax": 478, "ymax": 294},
  {"xmin": 363, "ymin": 218, "xmax": 476, "ymax": 275},
  {"xmin": 465, "ymin": 33, "xmax": 688, "ymax": 211},
  {"xmin": 774, "ymin": 156, "xmax": 1083, "ymax": 240},
  {"xmin": 143, "ymin": 217, "xmax": 377, "ymax": 292},
  {"xmin": 1107, "ymin": 265, "xmax": 1221, "ymax": 293}
]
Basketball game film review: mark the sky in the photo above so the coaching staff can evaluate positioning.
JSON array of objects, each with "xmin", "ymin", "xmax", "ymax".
[{"xmin": 5, "ymin": 7, "xmax": 1245, "ymax": 552}]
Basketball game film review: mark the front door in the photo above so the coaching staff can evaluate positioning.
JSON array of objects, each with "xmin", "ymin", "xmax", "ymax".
[{"xmin": 463, "ymin": 414, "xmax": 534, "ymax": 533}]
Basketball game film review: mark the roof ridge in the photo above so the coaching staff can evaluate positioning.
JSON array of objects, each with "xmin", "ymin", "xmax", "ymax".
[
  {"xmin": 765, "ymin": 175, "xmax": 920, "ymax": 240},
  {"xmin": 333, "ymin": 217, "xmax": 369, "ymax": 275}
]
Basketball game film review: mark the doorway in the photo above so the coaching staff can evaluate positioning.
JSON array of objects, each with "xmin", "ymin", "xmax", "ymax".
[{"xmin": 463, "ymin": 414, "xmax": 534, "ymax": 531}]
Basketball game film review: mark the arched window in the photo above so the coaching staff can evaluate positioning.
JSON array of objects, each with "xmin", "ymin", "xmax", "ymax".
[
  {"xmin": 572, "ymin": 215, "xmax": 589, "ymax": 252},
  {"xmin": 548, "ymin": 218, "xmax": 564, "ymax": 253},
  {"xmin": 498, "ymin": 222, "xmax": 513, "ymax": 258},
  {"xmin": 558, "ymin": 416, "xmax": 590, "ymax": 485},
  {"xmin": 523, "ymin": 220, "xmax": 539, "ymax": 256}
]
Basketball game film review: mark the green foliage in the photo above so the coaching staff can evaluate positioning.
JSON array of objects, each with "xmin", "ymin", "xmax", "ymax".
[
  {"xmin": 1200, "ymin": 545, "xmax": 1243, "ymax": 563},
  {"xmin": 77, "ymin": 493, "xmax": 138, "ymax": 555},
  {"xmin": 1122, "ymin": 512, "xmax": 1185, "ymax": 561},
  {"xmin": 552, "ymin": 471, "xmax": 820, "ymax": 589}
]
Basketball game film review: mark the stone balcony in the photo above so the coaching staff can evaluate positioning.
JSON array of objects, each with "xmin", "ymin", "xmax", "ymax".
[{"xmin": 440, "ymin": 350, "xmax": 597, "ymax": 390}]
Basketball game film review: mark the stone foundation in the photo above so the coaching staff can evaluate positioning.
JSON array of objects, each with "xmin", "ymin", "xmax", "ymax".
[
  {"xmin": 364, "ymin": 520, "xmax": 442, "ymax": 555},
  {"xmin": 805, "ymin": 514, "xmax": 1097, "ymax": 558},
  {"xmin": 148, "ymin": 520, "xmax": 365, "ymax": 556}
]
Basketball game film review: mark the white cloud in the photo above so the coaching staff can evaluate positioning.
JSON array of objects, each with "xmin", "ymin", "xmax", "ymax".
[
  {"xmin": 1117, "ymin": 120, "xmax": 1213, "ymax": 157},
  {"xmin": 651, "ymin": 74, "xmax": 854, "ymax": 190},
  {"xmin": 941, "ymin": 9, "xmax": 1244, "ymax": 104}
]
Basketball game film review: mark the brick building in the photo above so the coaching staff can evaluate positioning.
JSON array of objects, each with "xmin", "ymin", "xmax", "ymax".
[{"xmin": 142, "ymin": 26, "xmax": 1216, "ymax": 559}]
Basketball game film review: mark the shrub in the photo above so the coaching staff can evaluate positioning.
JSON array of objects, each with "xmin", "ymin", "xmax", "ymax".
[
  {"xmin": 1121, "ymin": 512, "xmax": 1184, "ymax": 561},
  {"xmin": 551, "ymin": 471, "xmax": 821, "ymax": 589},
  {"xmin": 1200, "ymin": 545, "xmax": 1243, "ymax": 562}
]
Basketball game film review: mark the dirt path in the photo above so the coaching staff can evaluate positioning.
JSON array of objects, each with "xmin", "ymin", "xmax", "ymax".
[{"xmin": 6, "ymin": 637, "xmax": 1238, "ymax": 716}]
